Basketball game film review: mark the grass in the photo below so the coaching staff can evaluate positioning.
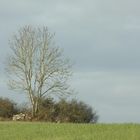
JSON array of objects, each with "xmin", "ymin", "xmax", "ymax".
[{"xmin": 0, "ymin": 122, "xmax": 140, "ymax": 140}]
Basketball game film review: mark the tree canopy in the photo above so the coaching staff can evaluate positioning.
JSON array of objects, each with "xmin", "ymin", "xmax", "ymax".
[{"xmin": 6, "ymin": 26, "xmax": 72, "ymax": 117}]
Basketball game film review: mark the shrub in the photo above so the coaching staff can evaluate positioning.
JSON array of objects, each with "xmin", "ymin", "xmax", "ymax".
[
  {"xmin": 37, "ymin": 98, "xmax": 98, "ymax": 123},
  {"xmin": 0, "ymin": 97, "xmax": 18, "ymax": 118},
  {"xmin": 55, "ymin": 99, "xmax": 98, "ymax": 123}
]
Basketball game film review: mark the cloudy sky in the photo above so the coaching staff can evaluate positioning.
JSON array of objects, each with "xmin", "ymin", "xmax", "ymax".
[{"xmin": 0, "ymin": 0, "xmax": 140, "ymax": 123}]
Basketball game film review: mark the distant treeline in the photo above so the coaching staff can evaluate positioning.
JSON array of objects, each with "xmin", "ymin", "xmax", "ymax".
[{"xmin": 0, "ymin": 97, "xmax": 98, "ymax": 123}]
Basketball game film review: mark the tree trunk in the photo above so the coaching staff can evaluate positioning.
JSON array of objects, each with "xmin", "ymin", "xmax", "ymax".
[
  {"xmin": 31, "ymin": 103, "xmax": 36, "ymax": 118},
  {"xmin": 31, "ymin": 99, "xmax": 39, "ymax": 118}
]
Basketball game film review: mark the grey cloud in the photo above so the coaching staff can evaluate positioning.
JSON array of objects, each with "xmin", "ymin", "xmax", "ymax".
[{"xmin": 71, "ymin": 71, "xmax": 140, "ymax": 122}]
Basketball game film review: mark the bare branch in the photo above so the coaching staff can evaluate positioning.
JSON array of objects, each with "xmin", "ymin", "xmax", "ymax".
[{"xmin": 6, "ymin": 26, "xmax": 72, "ymax": 117}]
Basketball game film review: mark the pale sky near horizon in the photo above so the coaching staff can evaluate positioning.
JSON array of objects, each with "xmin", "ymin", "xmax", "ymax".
[{"xmin": 0, "ymin": 0, "xmax": 140, "ymax": 123}]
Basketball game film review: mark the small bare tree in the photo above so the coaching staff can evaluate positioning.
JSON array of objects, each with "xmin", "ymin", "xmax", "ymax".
[{"xmin": 6, "ymin": 26, "xmax": 72, "ymax": 117}]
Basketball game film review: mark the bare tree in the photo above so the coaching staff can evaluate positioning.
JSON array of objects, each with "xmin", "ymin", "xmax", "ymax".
[{"xmin": 6, "ymin": 26, "xmax": 72, "ymax": 117}]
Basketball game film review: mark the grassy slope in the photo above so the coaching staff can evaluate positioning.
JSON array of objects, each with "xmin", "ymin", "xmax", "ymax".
[{"xmin": 0, "ymin": 122, "xmax": 140, "ymax": 140}]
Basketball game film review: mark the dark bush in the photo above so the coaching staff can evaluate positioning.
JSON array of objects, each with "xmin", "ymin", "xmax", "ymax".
[
  {"xmin": 37, "ymin": 98, "xmax": 56, "ymax": 121},
  {"xmin": 0, "ymin": 97, "xmax": 18, "ymax": 118},
  {"xmin": 0, "ymin": 97, "xmax": 98, "ymax": 123},
  {"xmin": 55, "ymin": 99, "xmax": 98, "ymax": 123},
  {"xmin": 37, "ymin": 98, "xmax": 98, "ymax": 123}
]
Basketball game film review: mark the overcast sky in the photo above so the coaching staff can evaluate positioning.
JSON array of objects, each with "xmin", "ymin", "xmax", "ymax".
[{"xmin": 0, "ymin": 0, "xmax": 140, "ymax": 123}]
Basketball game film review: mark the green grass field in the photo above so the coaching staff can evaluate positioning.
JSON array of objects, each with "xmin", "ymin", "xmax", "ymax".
[{"xmin": 0, "ymin": 122, "xmax": 140, "ymax": 140}]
